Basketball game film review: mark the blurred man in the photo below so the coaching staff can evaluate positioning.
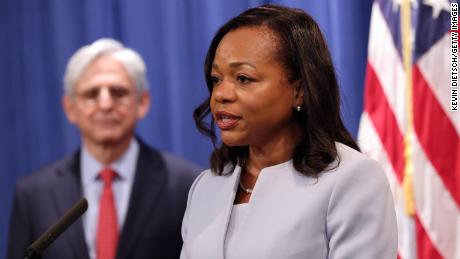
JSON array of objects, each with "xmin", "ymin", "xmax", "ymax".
[{"xmin": 7, "ymin": 38, "xmax": 201, "ymax": 259}]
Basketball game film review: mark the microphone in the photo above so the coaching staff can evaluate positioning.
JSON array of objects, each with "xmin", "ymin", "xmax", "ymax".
[{"xmin": 24, "ymin": 198, "xmax": 88, "ymax": 259}]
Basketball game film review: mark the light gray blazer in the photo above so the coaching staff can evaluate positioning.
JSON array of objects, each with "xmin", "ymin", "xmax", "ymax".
[{"xmin": 180, "ymin": 143, "xmax": 397, "ymax": 259}]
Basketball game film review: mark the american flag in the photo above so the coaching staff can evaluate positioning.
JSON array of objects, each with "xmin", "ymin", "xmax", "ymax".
[{"xmin": 357, "ymin": 0, "xmax": 459, "ymax": 258}]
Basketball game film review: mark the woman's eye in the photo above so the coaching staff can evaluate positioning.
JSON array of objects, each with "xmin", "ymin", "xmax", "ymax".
[
  {"xmin": 237, "ymin": 75, "xmax": 252, "ymax": 84},
  {"xmin": 210, "ymin": 76, "xmax": 221, "ymax": 86}
]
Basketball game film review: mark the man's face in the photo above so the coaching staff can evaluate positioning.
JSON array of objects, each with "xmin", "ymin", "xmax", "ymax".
[{"xmin": 63, "ymin": 55, "xmax": 150, "ymax": 147}]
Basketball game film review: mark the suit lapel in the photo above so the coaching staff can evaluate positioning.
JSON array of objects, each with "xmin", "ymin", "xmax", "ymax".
[
  {"xmin": 215, "ymin": 165, "xmax": 241, "ymax": 258},
  {"xmin": 189, "ymin": 165, "xmax": 241, "ymax": 258},
  {"xmin": 51, "ymin": 151, "xmax": 89, "ymax": 259},
  {"xmin": 116, "ymin": 143, "xmax": 167, "ymax": 259}
]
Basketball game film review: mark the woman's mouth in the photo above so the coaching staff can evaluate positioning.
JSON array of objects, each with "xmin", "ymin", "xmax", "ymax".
[{"xmin": 214, "ymin": 111, "xmax": 241, "ymax": 130}]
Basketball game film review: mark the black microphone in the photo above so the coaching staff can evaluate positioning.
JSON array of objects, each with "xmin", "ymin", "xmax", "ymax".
[{"xmin": 24, "ymin": 198, "xmax": 88, "ymax": 259}]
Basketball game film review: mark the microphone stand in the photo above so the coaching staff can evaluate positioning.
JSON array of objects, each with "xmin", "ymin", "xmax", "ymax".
[
  {"xmin": 24, "ymin": 250, "xmax": 42, "ymax": 259},
  {"xmin": 23, "ymin": 198, "xmax": 88, "ymax": 259}
]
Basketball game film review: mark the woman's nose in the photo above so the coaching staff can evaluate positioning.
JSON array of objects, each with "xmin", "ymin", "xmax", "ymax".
[{"xmin": 212, "ymin": 79, "xmax": 236, "ymax": 103}]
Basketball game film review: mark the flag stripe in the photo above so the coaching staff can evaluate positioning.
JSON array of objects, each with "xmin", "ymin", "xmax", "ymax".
[
  {"xmin": 412, "ymin": 66, "xmax": 460, "ymax": 209},
  {"xmin": 357, "ymin": 112, "xmax": 402, "ymax": 187},
  {"xmin": 416, "ymin": 216, "xmax": 443, "ymax": 259},
  {"xmin": 368, "ymin": 3, "xmax": 407, "ymax": 134},
  {"xmin": 417, "ymin": 33, "xmax": 460, "ymax": 135},
  {"xmin": 412, "ymin": 133, "xmax": 460, "ymax": 259},
  {"xmin": 364, "ymin": 63, "xmax": 405, "ymax": 182}
]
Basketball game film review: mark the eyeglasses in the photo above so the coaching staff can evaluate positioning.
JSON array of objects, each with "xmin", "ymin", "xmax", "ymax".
[{"xmin": 74, "ymin": 86, "xmax": 135, "ymax": 106}]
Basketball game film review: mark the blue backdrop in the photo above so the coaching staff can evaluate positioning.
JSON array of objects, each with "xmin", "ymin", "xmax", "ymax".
[{"xmin": 0, "ymin": 0, "xmax": 372, "ymax": 257}]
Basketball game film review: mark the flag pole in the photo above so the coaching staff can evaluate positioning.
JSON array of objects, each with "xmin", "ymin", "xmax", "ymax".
[{"xmin": 401, "ymin": 0, "xmax": 415, "ymax": 216}]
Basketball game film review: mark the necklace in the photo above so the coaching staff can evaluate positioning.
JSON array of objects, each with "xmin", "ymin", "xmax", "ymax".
[{"xmin": 238, "ymin": 180, "xmax": 253, "ymax": 194}]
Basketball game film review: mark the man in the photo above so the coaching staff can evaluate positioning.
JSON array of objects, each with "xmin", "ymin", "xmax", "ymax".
[{"xmin": 7, "ymin": 38, "xmax": 201, "ymax": 259}]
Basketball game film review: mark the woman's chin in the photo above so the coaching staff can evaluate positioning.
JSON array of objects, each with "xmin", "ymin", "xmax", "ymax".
[{"xmin": 220, "ymin": 134, "xmax": 247, "ymax": 147}]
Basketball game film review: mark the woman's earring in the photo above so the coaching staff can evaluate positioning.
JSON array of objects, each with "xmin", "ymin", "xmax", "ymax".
[{"xmin": 296, "ymin": 106, "xmax": 301, "ymax": 112}]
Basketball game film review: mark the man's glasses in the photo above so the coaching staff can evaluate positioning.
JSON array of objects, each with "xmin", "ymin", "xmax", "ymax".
[{"xmin": 74, "ymin": 86, "xmax": 134, "ymax": 106}]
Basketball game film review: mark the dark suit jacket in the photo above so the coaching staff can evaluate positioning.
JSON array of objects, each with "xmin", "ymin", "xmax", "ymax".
[{"xmin": 7, "ymin": 140, "xmax": 201, "ymax": 259}]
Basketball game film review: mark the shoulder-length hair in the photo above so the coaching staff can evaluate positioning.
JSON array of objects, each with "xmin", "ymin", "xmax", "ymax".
[{"xmin": 194, "ymin": 4, "xmax": 360, "ymax": 176}]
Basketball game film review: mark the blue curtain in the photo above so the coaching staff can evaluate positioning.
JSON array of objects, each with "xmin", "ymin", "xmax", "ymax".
[{"xmin": 0, "ymin": 0, "xmax": 372, "ymax": 257}]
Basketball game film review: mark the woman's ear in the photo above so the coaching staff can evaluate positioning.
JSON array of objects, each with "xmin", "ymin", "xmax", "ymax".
[{"xmin": 292, "ymin": 80, "xmax": 304, "ymax": 107}]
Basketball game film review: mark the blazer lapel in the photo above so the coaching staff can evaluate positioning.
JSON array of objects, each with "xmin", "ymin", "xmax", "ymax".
[
  {"xmin": 189, "ymin": 165, "xmax": 241, "ymax": 259},
  {"xmin": 51, "ymin": 151, "xmax": 89, "ymax": 259},
  {"xmin": 215, "ymin": 165, "xmax": 241, "ymax": 259},
  {"xmin": 116, "ymin": 143, "xmax": 167, "ymax": 258}
]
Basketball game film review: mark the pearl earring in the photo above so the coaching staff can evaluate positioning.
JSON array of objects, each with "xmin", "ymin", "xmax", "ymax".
[{"xmin": 296, "ymin": 106, "xmax": 301, "ymax": 112}]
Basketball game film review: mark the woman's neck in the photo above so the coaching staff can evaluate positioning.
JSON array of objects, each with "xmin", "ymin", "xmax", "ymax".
[{"xmin": 245, "ymin": 124, "xmax": 303, "ymax": 178}]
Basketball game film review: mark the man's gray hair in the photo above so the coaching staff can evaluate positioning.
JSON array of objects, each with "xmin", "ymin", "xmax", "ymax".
[{"xmin": 63, "ymin": 38, "xmax": 149, "ymax": 95}]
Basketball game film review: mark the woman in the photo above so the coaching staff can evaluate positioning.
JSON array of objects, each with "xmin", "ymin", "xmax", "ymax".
[{"xmin": 181, "ymin": 4, "xmax": 397, "ymax": 259}]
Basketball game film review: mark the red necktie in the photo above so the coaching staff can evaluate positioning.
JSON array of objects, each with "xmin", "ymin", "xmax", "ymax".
[{"xmin": 96, "ymin": 168, "xmax": 119, "ymax": 259}]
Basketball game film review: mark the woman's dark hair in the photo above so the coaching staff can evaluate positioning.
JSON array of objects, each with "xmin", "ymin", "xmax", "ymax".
[{"xmin": 193, "ymin": 4, "xmax": 360, "ymax": 176}]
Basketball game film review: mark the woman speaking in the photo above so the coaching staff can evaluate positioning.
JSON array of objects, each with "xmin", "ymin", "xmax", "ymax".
[{"xmin": 181, "ymin": 4, "xmax": 397, "ymax": 259}]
